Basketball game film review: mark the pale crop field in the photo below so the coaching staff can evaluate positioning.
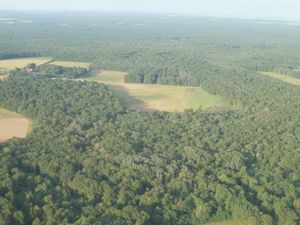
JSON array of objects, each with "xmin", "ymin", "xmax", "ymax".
[
  {"xmin": 84, "ymin": 70, "xmax": 229, "ymax": 112},
  {"xmin": 0, "ymin": 58, "xmax": 91, "ymax": 70},
  {"xmin": 0, "ymin": 57, "xmax": 52, "ymax": 70},
  {"xmin": 49, "ymin": 60, "xmax": 91, "ymax": 69},
  {"xmin": 0, "ymin": 108, "xmax": 29, "ymax": 142},
  {"xmin": 0, "ymin": 75, "xmax": 7, "ymax": 80},
  {"xmin": 259, "ymin": 72, "xmax": 300, "ymax": 86}
]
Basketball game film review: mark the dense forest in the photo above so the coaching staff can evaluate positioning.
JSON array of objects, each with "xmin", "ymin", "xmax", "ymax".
[
  {"xmin": 0, "ymin": 12, "xmax": 300, "ymax": 225},
  {"xmin": 28, "ymin": 64, "xmax": 89, "ymax": 78}
]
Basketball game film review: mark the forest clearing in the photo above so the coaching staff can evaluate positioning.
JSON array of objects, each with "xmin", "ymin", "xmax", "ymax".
[
  {"xmin": 0, "ymin": 58, "xmax": 228, "ymax": 112},
  {"xmin": 259, "ymin": 72, "xmax": 300, "ymax": 86},
  {"xmin": 0, "ymin": 108, "xmax": 29, "ymax": 142},
  {"xmin": 0, "ymin": 58, "xmax": 90, "ymax": 70},
  {"xmin": 0, "ymin": 58, "xmax": 91, "ymax": 79},
  {"xmin": 84, "ymin": 70, "xmax": 229, "ymax": 112},
  {"xmin": 0, "ymin": 57, "xmax": 52, "ymax": 70},
  {"xmin": 48, "ymin": 60, "xmax": 91, "ymax": 69}
]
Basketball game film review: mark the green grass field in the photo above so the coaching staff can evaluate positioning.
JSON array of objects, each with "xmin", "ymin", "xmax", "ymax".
[
  {"xmin": 83, "ymin": 70, "xmax": 229, "ymax": 112},
  {"xmin": 85, "ymin": 70, "xmax": 127, "ymax": 83},
  {"xmin": 0, "ymin": 57, "xmax": 52, "ymax": 70},
  {"xmin": 259, "ymin": 72, "xmax": 300, "ymax": 86},
  {"xmin": 49, "ymin": 60, "xmax": 91, "ymax": 69}
]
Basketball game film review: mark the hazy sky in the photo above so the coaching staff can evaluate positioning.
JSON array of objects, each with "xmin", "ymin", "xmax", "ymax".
[{"xmin": 2, "ymin": 0, "xmax": 300, "ymax": 20}]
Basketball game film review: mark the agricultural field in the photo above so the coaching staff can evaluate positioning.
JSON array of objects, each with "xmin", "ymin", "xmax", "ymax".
[
  {"xmin": 49, "ymin": 60, "xmax": 91, "ymax": 69},
  {"xmin": 0, "ymin": 58, "xmax": 91, "ymax": 72},
  {"xmin": 0, "ymin": 108, "xmax": 29, "ymax": 142},
  {"xmin": 259, "ymin": 72, "xmax": 300, "ymax": 86},
  {"xmin": 0, "ymin": 75, "xmax": 7, "ymax": 80},
  {"xmin": 83, "ymin": 70, "xmax": 229, "ymax": 112},
  {"xmin": 85, "ymin": 70, "xmax": 127, "ymax": 83},
  {"xmin": 0, "ymin": 57, "xmax": 52, "ymax": 70}
]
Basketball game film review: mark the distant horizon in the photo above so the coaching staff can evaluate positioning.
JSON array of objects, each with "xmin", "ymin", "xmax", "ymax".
[
  {"xmin": 1, "ymin": 9, "xmax": 300, "ymax": 23},
  {"xmin": 1, "ymin": 0, "xmax": 300, "ymax": 21}
]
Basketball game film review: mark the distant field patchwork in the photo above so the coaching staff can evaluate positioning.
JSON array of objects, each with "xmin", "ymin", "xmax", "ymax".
[
  {"xmin": 0, "ymin": 57, "xmax": 52, "ymax": 70},
  {"xmin": 259, "ymin": 72, "xmax": 300, "ymax": 86},
  {"xmin": 0, "ymin": 58, "xmax": 228, "ymax": 112},
  {"xmin": 83, "ymin": 71, "xmax": 229, "ymax": 112},
  {"xmin": 0, "ymin": 108, "xmax": 29, "ymax": 142},
  {"xmin": 0, "ymin": 58, "xmax": 91, "ymax": 71}
]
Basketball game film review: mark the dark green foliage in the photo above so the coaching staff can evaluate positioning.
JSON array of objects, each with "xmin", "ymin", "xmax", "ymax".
[
  {"xmin": 0, "ymin": 52, "xmax": 39, "ymax": 60},
  {"xmin": 0, "ymin": 12, "xmax": 300, "ymax": 225},
  {"xmin": 34, "ymin": 64, "xmax": 89, "ymax": 78},
  {"xmin": 125, "ymin": 67, "xmax": 191, "ymax": 86}
]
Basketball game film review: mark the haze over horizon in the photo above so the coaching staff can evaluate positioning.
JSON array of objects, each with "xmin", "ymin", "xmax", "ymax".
[{"xmin": 1, "ymin": 0, "xmax": 300, "ymax": 21}]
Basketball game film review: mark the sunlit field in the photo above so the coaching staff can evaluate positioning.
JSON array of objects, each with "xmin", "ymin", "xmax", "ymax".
[
  {"xmin": 49, "ymin": 60, "xmax": 91, "ymax": 69},
  {"xmin": 0, "ymin": 57, "xmax": 52, "ymax": 70},
  {"xmin": 84, "ymin": 70, "xmax": 229, "ymax": 112},
  {"xmin": 0, "ymin": 108, "xmax": 29, "ymax": 142},
  {"xmin": 259, "ymin": 72, "xmax": 300, "ymax": 86}
]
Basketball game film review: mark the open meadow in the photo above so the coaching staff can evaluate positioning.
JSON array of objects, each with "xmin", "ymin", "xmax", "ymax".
[
  {"xmin": 0, "ymin": 57, "xmax": 52, "ymax": 70},
  {"xmin": 259, "ymin": 71, "xmax": 300, "ymax": 86},
  {"xmin": 0, "ymin": 108, "xmax": 29, "ymax": 142},
  {"xmin": 84, "ymin": 71, "xmax": 229, "ymax": 112},
  {"xmin": 0, "ymin": 57, "xmax": 228, "ymax": 112},
  {"xmin": 49, "ymin": 60, "xmax": 91, "ymax": 69},
  {"xmin": 0, "ymin": 57, "xmax": 91, "ymax": 71}
]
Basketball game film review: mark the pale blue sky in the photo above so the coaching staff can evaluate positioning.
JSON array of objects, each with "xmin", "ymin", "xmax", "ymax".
[{"xmin": 1, "ymin": 0, "xmax": 300, "ymax": 20}]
